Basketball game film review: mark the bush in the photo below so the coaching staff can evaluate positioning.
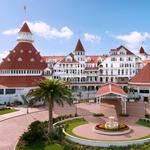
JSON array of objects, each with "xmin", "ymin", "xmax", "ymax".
[
  {"xmin": 145, "ymin": 114, "xmax": 150, "ymax": 119},
  {"xmin": 48, "ymin": 125, "xmax": 64, "ymax": 142},
  {"xmin": 93, "ymin": 113, "xmax": 104, "ymax": 117},
  {"xmin": 14, "ymin": 100, "xmax": 23, "ymax": 106},
  {"xmin": 21, "ymin": 121, "xmax": 46, "ymax": 145}
]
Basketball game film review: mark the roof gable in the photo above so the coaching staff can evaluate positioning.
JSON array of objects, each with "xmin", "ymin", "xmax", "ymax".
[
  {"xmin": 96, "ymin": 83, "xmax": 127, "ymax": 97},
  {"xmin": 111, "ymin": 45, "xmax": 135, "ymax": 55},
  {"xmin": 59, "ymin": 53, "xmax": 78, "ymax": 63},
  {"xmin": 74, "ymin": 39, "xmax": 85, "ymax": 52},
  {"xmin": 19, "ymin": 22, "xmax": 32, "ymax": 34}
]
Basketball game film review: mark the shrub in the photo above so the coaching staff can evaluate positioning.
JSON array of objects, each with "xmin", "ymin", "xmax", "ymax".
[
  {"xmin": 93, "ymin": 113, "xmax": 104, "ymax": 117},
  {"xmin": 145, "ymin": 114, "xmax": 150, "ymax": 119},
  {"xmin": 48, "ymin": 125, "xmax": 64, "ymax": 142},
  {"xmin": 14, "ymin": 100, "xmax": 23, "ymax": 106},
  {"xmin": 21, "ymin": 121, "xmax": 46, "ymax": 145}
]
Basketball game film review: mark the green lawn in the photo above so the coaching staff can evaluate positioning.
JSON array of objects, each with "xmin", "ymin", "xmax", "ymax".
[
  {"xmin": 136, "ymin": 119, "xmax": 150, "ymax": 128},
  {"xmin": 65, "ymin": 118, "xmax": 88, "ymax": 136},
  {"xmin": 0, "ymin": 108, "xmax": 18, "ymax": 115},
  {"xmin": 17, "ymin": 143, "xmax": 63, "ymax": 150}
]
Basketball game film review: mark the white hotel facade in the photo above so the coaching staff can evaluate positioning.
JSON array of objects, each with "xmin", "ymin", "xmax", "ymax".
[
  {"xmin": 44, "ymin": 40, "xmax": 150, "ymax": 101},
  {"xmin": 0, "ymin": 22, "xmax": 150, "ymax": 103}
]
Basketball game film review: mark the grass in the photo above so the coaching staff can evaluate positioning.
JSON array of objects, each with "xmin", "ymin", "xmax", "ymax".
[
  {"xmin": 0, "ymin": 108, "xmax": 18, "ymax": 115},
  {"xmin": 65, "ymin": 118, "xmax": 150, "ymax": 142},
  {"xmin": 16, "ymin": 143, "xmax": 64, "ymax": 150},
  {"xmin": 65, "ymin": 118, "xmax": 88, "ymax": 136},
  {"xmin": 16, "ymin": 118, "xmax": 150, "ymax": 150},
  {"xmin": 136, "ymin": 118, "xmax": 150, "ymax": 128}
]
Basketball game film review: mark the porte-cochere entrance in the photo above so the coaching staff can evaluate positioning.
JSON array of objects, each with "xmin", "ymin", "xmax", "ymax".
[{"xmin": 96, "ymin": 83, "xmax": 127, "ymax": 115}]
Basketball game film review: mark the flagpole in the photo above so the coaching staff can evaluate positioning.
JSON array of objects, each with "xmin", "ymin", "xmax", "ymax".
[{"xmin": 24, "ymin": 5, "xmax": 27, "ymax": 22}]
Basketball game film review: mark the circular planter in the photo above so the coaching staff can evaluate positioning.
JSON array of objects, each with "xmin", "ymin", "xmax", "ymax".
[{"xmin": 93, "ymin": 126, "xmax": 132, "ymax": 135}]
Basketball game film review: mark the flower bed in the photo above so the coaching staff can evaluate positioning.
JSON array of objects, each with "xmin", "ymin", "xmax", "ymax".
[{"xmin": 95, "ymin": 123, "xmax": 129, "ymax": 132}]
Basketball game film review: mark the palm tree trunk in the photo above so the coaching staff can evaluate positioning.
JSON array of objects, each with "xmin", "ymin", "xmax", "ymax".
[{"xmin": 48, "ymin": 101, "xmax": 53, "ymax": 134}]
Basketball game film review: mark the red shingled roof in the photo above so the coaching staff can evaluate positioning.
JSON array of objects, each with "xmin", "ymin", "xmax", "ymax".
[
  {"xmin": 86, "ymin": 55, "xmax": 107, "ymax": 64},
  {"xmin": 0, "ymin": 42, "xmax": 47, "ymax": 70},
  {"xmin": 0, "ymin": 76, "xmax": 44, "ymax": 87},
  {"xmin": 96, "ymin": 83, "xmax": 127, "ymax": 97},
  {"xmin": 74, "ymin": 39, "xmax": 85, "ymax": 52},
  {"xmin": 19, "ymin": 22, "xmax": 32, "ymax": 34},
  {"xmin": 111, "ymin": 45, "xmax": 135, "ymax": 55},
  {"xmin": 59, "ymin": 53, "xmax": 79, "ymax": 63},
  {"xmin": 139, "ymin": 46, "xmax": 147, "ymax": 55},
  {"xmin": 129, "ymin": 63, "xmax": 150, "ymax": 86},
  {"xmin": 42, "ymin": 56, "xmax": 64, "ymax": 61}
]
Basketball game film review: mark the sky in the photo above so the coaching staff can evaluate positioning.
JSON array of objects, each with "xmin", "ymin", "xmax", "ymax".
[{"xmin": 0, "ymin": 0, "xmax": 150, "ymax": 59}]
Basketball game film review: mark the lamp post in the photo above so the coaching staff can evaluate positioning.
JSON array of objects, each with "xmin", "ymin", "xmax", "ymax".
[
  {"xmin": 74, "ymin": 97, "xmax": 78, "ymax": 117},
  {"xmin": 27, "ymin": 101, "xmax": 29, "ymax": 114}
]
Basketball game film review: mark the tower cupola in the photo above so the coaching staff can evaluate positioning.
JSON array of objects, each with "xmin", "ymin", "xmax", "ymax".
[{"xmin": 17, "ymin": 22, "xmax": 33, "ymax": 43}]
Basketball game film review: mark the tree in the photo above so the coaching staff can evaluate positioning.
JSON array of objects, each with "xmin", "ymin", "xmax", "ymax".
[{"xmin": 26, "ymin": 79, "xmax": 73, "ymax": 134}]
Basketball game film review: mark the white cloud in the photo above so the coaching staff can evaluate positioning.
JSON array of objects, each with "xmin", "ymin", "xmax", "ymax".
[
  {"xmin": 84, "ymin": 33, "xmax": 101, "ymax": 43},
  {"xmin": 0, "ymin": 51, "xmax": 9, "ymax": 62},
  {"xmin": 2, "ymin": 21, "xmax": 74, "ymax": 39},
  {"xmin": 2, "ymin": 29, "xmax": 19, "ymax": 35},
  {"xmin": 115, "ymin": 31, "xmax": 150, "ymax": 49}
]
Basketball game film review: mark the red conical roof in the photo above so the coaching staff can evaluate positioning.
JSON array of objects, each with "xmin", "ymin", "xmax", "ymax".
[
  {"xmin": 139, "ymin": 46, "xmax": 147, "ymax": 55},
  {"xmin": 129, "ymin": 63, "xmax": 150, "ymax": 86},
  {"xmin": 19, "ymin": 22, "xmax": 32, "ymax": 34},
  {"xmin": 74, "ymin": 39, "xmax": 85, "ymax": 52},
  {"xmin": 0, "ymin": 42, "xmax": 47, "ymax": 70}
]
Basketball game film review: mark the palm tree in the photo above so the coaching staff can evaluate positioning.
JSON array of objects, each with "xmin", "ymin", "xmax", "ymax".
[{"xmin": 26, "ymin": 78, "xmax": 73, "ymax": 134}]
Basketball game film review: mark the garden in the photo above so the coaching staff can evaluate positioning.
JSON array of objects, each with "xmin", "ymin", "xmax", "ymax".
[{"xmin": 16, "ymin": 116, "xmax": 150, "ymax": 150}]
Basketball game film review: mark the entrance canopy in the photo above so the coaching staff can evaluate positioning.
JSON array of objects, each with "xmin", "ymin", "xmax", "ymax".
[
  {"xmin": 96, "ymin": 83, "xmax": 127, "ymax": 98},
  {"xmin": 96, "ymin": 83, "xmax": 127, "ymax": 114}
]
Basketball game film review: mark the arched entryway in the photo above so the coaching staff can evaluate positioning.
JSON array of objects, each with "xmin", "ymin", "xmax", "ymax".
[{"xmin": 96, "ymin": 83, "xmax": 127, "ymax": 114}]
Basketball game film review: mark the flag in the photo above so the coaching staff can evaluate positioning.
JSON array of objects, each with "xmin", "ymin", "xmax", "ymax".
[{"xmin": 24, "ymin": 6, "xmax": 26, "ymax": 10}]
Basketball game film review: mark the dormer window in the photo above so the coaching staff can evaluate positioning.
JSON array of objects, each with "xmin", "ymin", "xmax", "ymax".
[
  {"xmin": 87, "ymin": 57, "xmax": 91, "ymax": 62},
  {"xmin": 30, "ymin": 58, "xmax": 35, "ymax": 62},
  {"xmin": 7, "ymin": 58, "xmax": 11, "ymax": 62},
  {"xmin": 66, "ymin": 58, "xmax": 71, "ymax": 63},
  {"xmin": 20, "ymin": 50, "xmax": 24, "ymax": 53},
  {"xmin": 18, "ymin": 57, "xmax": 23, "ymax": 62},
  {"xmin": 65, "ymin": 56, "xmax": 72, "ymax": 63},
  {"xmin": 28, "ymin": 50, "xmax": 32, "ymax": 54}
]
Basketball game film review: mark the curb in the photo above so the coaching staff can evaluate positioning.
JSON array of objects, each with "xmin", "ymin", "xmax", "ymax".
[{"xmin": 0, "ymin": 109, "xmax": 47, "ymax": 123}]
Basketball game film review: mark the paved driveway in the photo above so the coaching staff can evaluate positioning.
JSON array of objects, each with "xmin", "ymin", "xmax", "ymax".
[
  {"xmin": 0, "ymin": 110, "xmax": 49, "ymax": 150},
  {"xmin": 0, "ymin": 102, "xmax": 149, "ymax": 150}
]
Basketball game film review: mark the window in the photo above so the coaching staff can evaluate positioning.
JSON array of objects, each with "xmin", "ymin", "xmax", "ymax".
[
  {"xmin": 7, "ymin": 58, "xmax": 11, "ymax": 62},
  {"xmin": 18, "ymin": 57, "xmax": 23, "ymax": 62},
  {"xmin": 0, "ymin": 89, "xmax": 4, "ymax": 95},
  {"xmin": 111, "ymin": 57, "xmax": 116, "ymax": 61},
  {"xmin": 139, "ymin": 90, "xmax": 149, "ymax": 94},
  {"xmin": 20, "ymin": 50, "xmax": 24, "ymax": 53},
  {"xmin": 30, "ymin": 58, "xmax": 35, "ymax": 62},
  {"xmin": 6, "ymin": 89, "xmax": 16, "ymax": 94},
  {"xmin": 28, "ymin": 50, "xmax": 32, "ymax": 53},
  {"xmin": 120, "ymin": 57, "xmax": 124, "ymax": 61}
]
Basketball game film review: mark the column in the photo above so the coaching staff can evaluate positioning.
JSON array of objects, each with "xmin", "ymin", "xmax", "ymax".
[
  {"xmin": 121, "ymin": 98, "xmax": 127, "ymax": 114},
  {"xmin": 124, "ymin": 99, "xmax": 127, "ymax": 114}
]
